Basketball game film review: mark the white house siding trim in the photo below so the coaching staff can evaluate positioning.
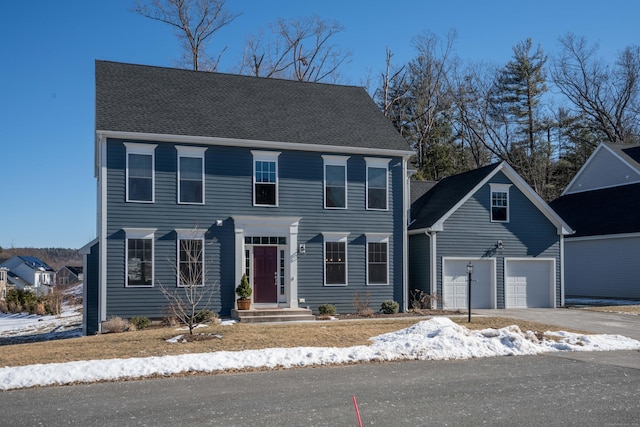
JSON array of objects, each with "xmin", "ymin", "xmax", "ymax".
[
  {"xmin": 232, "ymin": 216, "xmax": 301, "ymax": 308},
  {"xmin": 97, "ymin": 131, "xmax": 415, "ymax": 159}
]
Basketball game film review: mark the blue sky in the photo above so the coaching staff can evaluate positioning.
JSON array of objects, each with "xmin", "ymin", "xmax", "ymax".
[{"xmin": 1, "ymin": 0, "xmax": 638, "ymax": 249}]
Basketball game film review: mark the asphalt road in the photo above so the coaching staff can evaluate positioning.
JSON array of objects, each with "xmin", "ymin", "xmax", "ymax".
[{"xmin": 1, "ymin": 350, "xmax": 639, "ymax": 426}]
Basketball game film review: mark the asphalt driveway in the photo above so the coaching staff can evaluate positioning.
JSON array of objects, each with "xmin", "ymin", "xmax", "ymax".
[{"xmin": 474, "ymin": 307, "xmax": 640, "ymax": 340}]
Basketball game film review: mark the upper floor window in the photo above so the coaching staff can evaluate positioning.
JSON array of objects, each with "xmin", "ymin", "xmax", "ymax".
[
  {"xmin": 322, "ymin": 232, "xmax": 349, "ymax": 286},
  {"xmin": 366, "ymin": 233, "xmax": 389, "ymax": 285},
  {"xmin": 177, "ymin": 146, "xmax": 207, "ymax": 204},
  {"xmin": 322, "ymin": 155, "xmax": 349, "ymax": 209},
  {"xmin": 252, "ymin": 151, "xmax": 280, "ymax": 206},
  {"xmin": 490, "ymin": 183, "xmax": 511, "ymax": 222},
  {"xmin": 176, "ymin": 228, "xmax": 206, "ymax": 287},
  {"xmin": 124, "ymin": 228, "xmax": 156, "ymax": 287},
  {"xmin": 365, "ymin": 158, "xmax": 390, "ymax": 210},
  {"xmin": 125, "ymin": 142, "xmax": 157, "ymax": 203}
]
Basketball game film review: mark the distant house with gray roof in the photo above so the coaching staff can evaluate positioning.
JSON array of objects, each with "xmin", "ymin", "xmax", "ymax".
[
  {"xmin": 83, "ymin": 61, "xmax": 413, "ymax": 334},
  {"xmin": 550, "ymin": 143, "xmax": 640, "ymax": 300},
  {"xmin": 0, "ymin": 256, "xmax": 55, "ymax": 297}
]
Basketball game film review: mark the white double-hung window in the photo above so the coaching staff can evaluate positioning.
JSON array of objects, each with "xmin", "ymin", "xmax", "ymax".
[
  {"xmin": 366, "ymin": 233, "xmax": 389, "ymax": 285},
  {"xmin": 125, "ymin": 143, "xmax": 157, "ymax": 203},
  {"xmin": 252, "ymin": 151, "xmax": 280, "ymax": 206},
  {"xmin": 322, "ymin": 232, "xmax": 350, "ymax": 286},
  {"xmin": 177, "ymin": 146, "xmax": 206, "ymax": 204},
  {"xmin": 490, "ymin": 183, "xmax": 511, "ymax": 222},
  {"xmin": 124, "ymin": 228, "xmax": 156, "ymax": 287},
  {"xmin": 322, "ymin": 155, "xmax": 349, "ymax": 209},
  {"xmin": 365, "ymin": 157, "xmax": 390, "ymax": 210}
]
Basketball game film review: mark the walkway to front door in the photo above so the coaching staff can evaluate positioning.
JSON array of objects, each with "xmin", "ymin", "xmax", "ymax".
[{"xmin": 253, "ymin": 246, "xmax": 278, "ymax": 303}]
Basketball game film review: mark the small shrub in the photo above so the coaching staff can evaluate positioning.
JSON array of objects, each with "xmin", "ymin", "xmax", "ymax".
[
  {"xmin": 409, "ymin": 289, "xmax": 442, "ymax": 310},
  {"xmin": 0, "ymin": 300, "xmax": 7, "ymax": 313},
  {"xmin": 130, "ymin": 316, "xmax": 151, "ymax": 330},
  {"xmin": 194, "ymin": 309, "xmax": 217, "ymax": 324},
  {"xmin": 7, "ymin": 301, "xmax": 22, "ymax": 313},
  {"xmin": 101, "ymin": 316, "xmax": 130, "ymax": 333},
  {"xmin": 318, "ymin": 303, "xmax": 336, "ymax": 316},
  {"xmin": 380, "ymin": 300, "xmax": 399, "ymax": 314},
  {"xmin": 353, "ymin": 290, "xmax": 372, "ymax": 316},
  {"xmin": 34, "ymin": 302, "xmax": 46, "ymax": 316}
]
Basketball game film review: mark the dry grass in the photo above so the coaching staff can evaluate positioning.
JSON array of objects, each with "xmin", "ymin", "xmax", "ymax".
[
  {"xmin": 580, "ymin": 305, "xmax": 640, "ymax": 315},
  {"xmin": 0, "ymin": 316, "xmax": 580, "ymax": 368}
]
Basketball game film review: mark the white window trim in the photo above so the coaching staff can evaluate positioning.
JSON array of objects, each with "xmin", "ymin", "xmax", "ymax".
[
  {"xmin": 365, "ymin": 157, "xmax": 391, "ymax": 211},
  {"xmin": 123, "ymin": 228, "xmax": 156, "ymax": 288},
  {"xmin": 490, "ymin": 183, "xmax": 512, "ymax": 223},
  {"xmin": 322, "ymin": 232, "xmax": 350, "ymax": 286},
  {"xmin": 124, "ymin": 142, "xmax": 157, "ymax": 203},
  {"xmin": 366, "ymin": 233, "xmax": 390, "ymax": 286},
  {"xmin": 252, "ymin": 150, "xmax": 281, "ymax": 207},
  {"xmin": 176, "ymin": 146, "xmax": 207, "ymax": 205},
  {"xmin": 322, "ymin": 155, "xmax": 349, "ymax": 209}
]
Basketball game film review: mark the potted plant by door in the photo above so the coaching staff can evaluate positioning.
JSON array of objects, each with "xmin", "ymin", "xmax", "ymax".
[{"xmin": 236, "ymin": 274, "xmax": 252, "ymax": 310}]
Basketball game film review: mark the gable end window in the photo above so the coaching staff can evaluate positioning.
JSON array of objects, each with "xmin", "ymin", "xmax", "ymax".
[
  {"xmin": 322, "ymin": 155, "xmax": 349, "ymax": 209},
  {"xmin": 124, "ymin": 228, "xmax": 156, "ymax": 287},
  {"xmin": 177, "ymin": 146, "xmax": 207, "ymax": 204},
  {"xmin": 125, "ymin": 142, "xmax": 157, "ymax": 203},
  {"xmin": 252, "ymin": 151, "xmax": 281, "ymax": 206},
  {"xmin": 490, "ymin": 183, "xmax": 511, "ymax": 222},
  {"xmin": 322, "ymin": 232, "xmax": 350, "ymax": 286},
  {"xmin": 365, "ymin": 157, "xmax": 391, "ymax": 210}
]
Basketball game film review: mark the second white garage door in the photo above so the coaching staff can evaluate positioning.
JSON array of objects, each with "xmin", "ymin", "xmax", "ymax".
[
  {"xmin": 504, "ymin": 259, "xmax": 555, "ymax": 308},
  {"xmin": 442, "ymin": 258, "xmax": 495, "ymax": 309}
]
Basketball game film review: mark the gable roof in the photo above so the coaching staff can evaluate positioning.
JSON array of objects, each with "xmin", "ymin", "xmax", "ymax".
[
  {"xmin": 95, "ymin": 61, "xmax": 412, "ymax": 155},
  {"xmin": 550, "ymin": 183, "xmax": 640, "ymax": 237},
  {"xmin": 562, "ymin": 143, "xmax": 640, "ymax": 195},
  {"xmin": 410, "ymin": 162, "xmax": 572, "ymax": 235}
]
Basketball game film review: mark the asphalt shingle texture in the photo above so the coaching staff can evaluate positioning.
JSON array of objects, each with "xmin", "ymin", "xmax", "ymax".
[{"xmin": 95, "ymin": 61, "xmax": 411, "ymax": 153}]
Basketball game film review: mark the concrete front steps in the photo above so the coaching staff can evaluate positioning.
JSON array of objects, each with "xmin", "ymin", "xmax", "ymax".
[{"xmin": 230, "ymin": 307, "xmax": 316, "ymax": 323}]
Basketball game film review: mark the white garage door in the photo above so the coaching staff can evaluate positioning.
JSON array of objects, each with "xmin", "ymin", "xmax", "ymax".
[
  {"xmin": 442, "ymin": 259, "xmax": 495, "ymax": 309},
  {"xmin": 505, "ymin": 259, "xmax": 554, "ymax": 308}
]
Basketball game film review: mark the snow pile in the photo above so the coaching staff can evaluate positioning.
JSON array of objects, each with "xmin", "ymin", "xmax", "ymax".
[{"xmin": 2, "ymin": 317, "xmax": 639, "ymax": 391}]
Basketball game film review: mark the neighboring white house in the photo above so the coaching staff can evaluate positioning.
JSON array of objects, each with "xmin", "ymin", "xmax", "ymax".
[
  {"xmin": 550, "ymin": 143, "xmax": 640, "ymax": 300},
  {"xmin": 0, "ymin": 256, "xmax": 56, "ymax": 297}
]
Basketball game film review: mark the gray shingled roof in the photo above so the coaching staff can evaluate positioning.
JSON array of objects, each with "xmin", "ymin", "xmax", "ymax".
[
  {"xmin": 550, "ymin": 183, "xmax": 640, "ymax": 237},
  {"xmin": 409, "ymin": 163, "xmax": 501, "ymax": 230},
  {"xmin": 95, "ymin": 61, "xmax": 412, "ymax": 153}
]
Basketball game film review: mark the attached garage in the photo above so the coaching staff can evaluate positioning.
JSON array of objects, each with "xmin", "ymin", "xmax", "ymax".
[
  {"xmin": 442, "ymin": 258, "xmax": 496, "ymax": 309},
  {"xmin": 504, "ymin": 259, "xmax": 555, "ymax": 308}
]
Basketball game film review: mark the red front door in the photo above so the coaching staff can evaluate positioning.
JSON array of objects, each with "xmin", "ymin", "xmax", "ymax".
[{"xmin": 253, "ymin": 246, "xmax": 278, "ymax": 303}]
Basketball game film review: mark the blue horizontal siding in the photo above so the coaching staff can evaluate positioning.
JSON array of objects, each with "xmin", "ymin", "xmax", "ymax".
[{"xmin": 104, "ymin": 139, "xmax": 405, "ymax": 318}]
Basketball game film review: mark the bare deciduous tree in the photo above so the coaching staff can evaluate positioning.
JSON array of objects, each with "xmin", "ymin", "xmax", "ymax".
[
  {"xmin": 239, "ymin": 15, "xmax": 351, "ymax": 82},
  {"xmin": 552, "ymin": 33, "xmax": 640, "ymax": 144},
  {"xmin": 159, "ymin": 235, "xmax": 217, "ymax": 334},
  {"xmin": 133, "ymin": 0, "xmax": 240, "ymax": 71}
]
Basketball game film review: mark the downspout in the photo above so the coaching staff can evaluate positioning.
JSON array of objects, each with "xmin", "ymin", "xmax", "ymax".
[
  {"xmin": 402, "ymin": 157, "xmax": 409, "ymax": 312},
  {"xmin": 428, "ymin": 231, "xmax": 438, "ymax": 307},
  {"xmin": 559, "ymin": 234, "xmax": 565, "ymax": 308},
  {"xmin": 99, "ymin": 134, "xmax": 108, "ymax": 332}
]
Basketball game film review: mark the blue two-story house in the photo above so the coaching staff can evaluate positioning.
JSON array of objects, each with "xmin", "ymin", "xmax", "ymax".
[{"xmin": 82, "ymin": 61, "xmax": 413, "ymax": 334}]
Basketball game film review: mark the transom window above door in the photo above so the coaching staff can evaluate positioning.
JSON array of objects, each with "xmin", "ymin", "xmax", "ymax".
[{"xmin": 244, "ymin": 236, "xmax": 287, "ymax": 245}]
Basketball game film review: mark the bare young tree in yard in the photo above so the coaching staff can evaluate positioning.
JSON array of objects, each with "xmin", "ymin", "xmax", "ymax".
[
  {"xmin": 552, "ymin": 33, "xmax": 640, "ymax": 144},
  {"xmin": 133, "ymin": 0, "xmax": 239, "ymax": 71},
  {"xmin": 159, "ymin": 234, "xmax": 217, "ymax": 334},
  {"xmin": 239, "ymin": 16, "xmax": 351, "ymax": 82}
]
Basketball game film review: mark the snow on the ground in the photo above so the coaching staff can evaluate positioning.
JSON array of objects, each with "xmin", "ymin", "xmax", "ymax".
[
  {"xmin": 1, "ymin": 317, "xmax": 639, "ymax": 391},
  {"xmin": 0, "ymin": 303, "xmax": 82, "ymax": 341}
]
